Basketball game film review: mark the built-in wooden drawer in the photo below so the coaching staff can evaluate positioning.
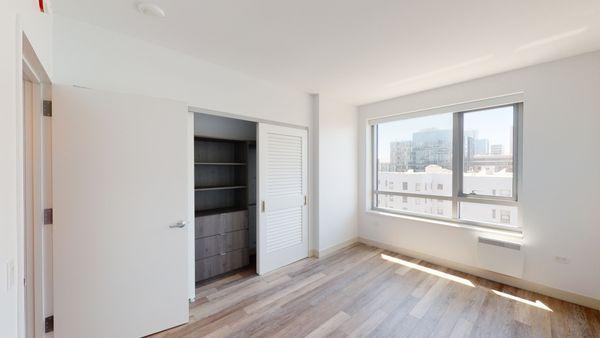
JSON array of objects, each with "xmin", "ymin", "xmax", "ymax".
[
  {"xmin": 195, "ymin": 210, "xmax": 248, "ymax": 238},
  {"xmin": 195, "ymin": 230, "xmax": 248, "ymax": 259},
  {"xmin": 195, "ymin": 248, "xmax": 249, "ymax": 281},
  {"xmin": 221, "ymin": 210, "xmax": 248, "ymax": 230}
]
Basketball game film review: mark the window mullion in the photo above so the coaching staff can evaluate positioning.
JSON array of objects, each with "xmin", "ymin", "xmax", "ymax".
[
  {"xmin": 452, "ymin": 112, "xmax": 463, "ymax": 219},
  {"xmin": 372, "ymin": 125, "xmax": 379, "ymax": 210},
  {"xmin": 512, "ymin": 103, "xmax": 521, "ymax": 202}
]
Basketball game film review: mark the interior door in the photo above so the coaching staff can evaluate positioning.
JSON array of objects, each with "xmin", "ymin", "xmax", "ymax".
[
  {"xmin": 257, "ymin": 123, "xmax": 308, "ymax": 274},
  {"xmin": 52, "ymin": 85, "xmax": 189, "ymax": 338}
]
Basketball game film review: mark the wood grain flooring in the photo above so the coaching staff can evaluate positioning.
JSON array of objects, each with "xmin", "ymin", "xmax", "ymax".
[{"xmin": 151, "ymin": 244, "xmax": 600, "ymax": 337}]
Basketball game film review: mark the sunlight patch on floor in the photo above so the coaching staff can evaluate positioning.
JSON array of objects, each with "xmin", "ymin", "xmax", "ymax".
[
  {"xmin": 380, "ymin": 253, "xmax": 475, "ymax": 287},
  {"xmin": 492, "ymin": 290, "xmax": 553, "ymax": 311}
]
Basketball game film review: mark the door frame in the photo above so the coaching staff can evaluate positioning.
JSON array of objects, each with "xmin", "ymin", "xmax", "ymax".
[
  {"xmin": 18, "ymin": 34, "xmax": 52, "ymax": 338},
  {"xmin": 188, "ymin": 106, "xmax": 313, "ymax": 280}
]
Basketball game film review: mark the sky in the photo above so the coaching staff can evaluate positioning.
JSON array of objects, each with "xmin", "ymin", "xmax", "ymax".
[{"xmin": 378, "ymin": 106, "xmax": 514, "ymax": 162}]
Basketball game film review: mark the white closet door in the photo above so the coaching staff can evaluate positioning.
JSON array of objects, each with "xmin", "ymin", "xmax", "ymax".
[
  {"xmin": 257, "ymin": 123, "xmax": 308, "ymax": 274},
  {"xmin": 52, "ymin": 85, "xmax": 189, "ymax": 338}
]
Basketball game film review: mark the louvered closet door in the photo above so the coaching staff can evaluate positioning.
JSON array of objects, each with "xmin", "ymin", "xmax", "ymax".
[{"xmin": 257, "ymin": 123, "xmax": 308, "ymax": 274}]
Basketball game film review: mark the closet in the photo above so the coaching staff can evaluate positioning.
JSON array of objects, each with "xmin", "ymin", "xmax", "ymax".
[{"xmin": 194, "ymin": 113, "xmax": 257, "ymax": 282}]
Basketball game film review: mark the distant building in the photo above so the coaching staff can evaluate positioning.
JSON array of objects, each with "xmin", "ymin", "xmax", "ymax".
[
  {"xmin": 411, "ymin": 129, "xmax": 452, "ymax": 171},
  {"xmin": 389, "ymin": 141, "xmax": 412, "ymax": 171},
  {"xmin": 378, "ymin": 128, "xmax": 514, "ymax": 226},
  {"xmin": 468, "ymin": 154, "xmax": 513, "ymax": 174},
  {"xmin": 490, "ymin": 144, "xmax": 504, "ymax": 155},
  {"xmin": 377, "ymin": 165, "xmax": 516, "ymax": 226},
  {"xmin": 384, "ymin": 129, "xmax": 453, "ymax": 172},
  {"xmin": 378, "ymin": 162, "xmax": 392, "ymax": 172},
  {"xmin": 474, "ymin": 138, "xmax": 489, "ymax": 155}
]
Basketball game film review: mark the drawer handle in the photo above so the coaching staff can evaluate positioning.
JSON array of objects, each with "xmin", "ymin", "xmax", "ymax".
[
  {"xmin": 220, "ymin": 252, "xmax": 227, "ymax": 256},
  {"xmin": 219, "ymin": 233, "xmax": 226, "ymax": 236}
]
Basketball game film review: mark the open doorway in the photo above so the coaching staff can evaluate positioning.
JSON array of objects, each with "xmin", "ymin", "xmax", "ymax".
[
  {"xmin": 22, "ymin": 70, "xmax": 36, "ymax": 338},
  {"xmin": 20, "ymin": 34, "xmax": 53, "ymax": 338},
  {"xmin": 193, "ymin": 113, "xmax": 258, "ymax": 286}
]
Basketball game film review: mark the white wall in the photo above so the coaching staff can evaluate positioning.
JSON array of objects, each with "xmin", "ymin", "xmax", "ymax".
[
  {"xmin": 315, "ymin": 94, "xmax": 358, "ymax": 252},
  {"xmin": 1, "ymin": 2, "xmax": 53, "ymax": 338},
  {"xmin": 0, "ymin": 11, "xmax": 20, "ymax": 338},
  {"xmin": 358, "ymin": 51, "xmax": 600, "ymax": 302},
  {"xmin": 53, "ymin": 15, "xmax": 311, "ymax": 128}
]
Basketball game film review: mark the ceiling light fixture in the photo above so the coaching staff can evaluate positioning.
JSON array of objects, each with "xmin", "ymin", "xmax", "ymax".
[{"xmin": 136, "ymin": 2, "xmax": 166, "ymax": 18}]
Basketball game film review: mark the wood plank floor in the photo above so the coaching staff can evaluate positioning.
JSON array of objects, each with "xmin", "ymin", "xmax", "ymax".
[{"xmin": 152, "ymin": 244, "xmax": 600, "ymax": 337}]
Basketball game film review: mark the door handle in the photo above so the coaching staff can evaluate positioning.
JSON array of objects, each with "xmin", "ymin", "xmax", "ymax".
[
  {"xmin": 169, "ymin": 221, "xmax": 187, "ymax": 229},
  {"xmin": 261, "ymin": 201, "xmax": 265, "ymax": 213}
]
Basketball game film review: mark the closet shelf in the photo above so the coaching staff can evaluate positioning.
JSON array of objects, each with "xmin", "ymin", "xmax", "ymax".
[
  {"xmin": 194, "ymin": 185, "xmax": 247, "ymax": 192},
  {"xmin": 195, "ymin": 207, "xmax": 247, "ymax": 217},
  {"xmin": 194, "ymin": 135, "xmax": 248, "ymax": 142},
  {"xmin": 195, "ymin": 162, "xmax": 247, "ymax": 166}
]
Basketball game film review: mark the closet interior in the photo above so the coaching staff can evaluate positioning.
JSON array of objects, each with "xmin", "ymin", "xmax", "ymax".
[{"xmin": 194, "ymin": 113, "xmax": 257, "ymax": 283}]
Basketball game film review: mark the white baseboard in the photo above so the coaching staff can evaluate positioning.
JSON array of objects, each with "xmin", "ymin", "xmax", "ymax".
[
  {"xmin": 358, "ymin": 237, "xmax": 600, "ymax": 311},
  {"xmin": 315, "ymin": 237, "xmax": 359, "ymax": 258}
]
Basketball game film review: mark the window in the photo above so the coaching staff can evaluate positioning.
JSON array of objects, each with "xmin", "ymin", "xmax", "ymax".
[
  {"xmin": 463, "ymin": 106, "xmax": 514, "ymax": 196},
  {"xmin": 500, "ymin": 210, "xmax": 511, "ymax": 224},
  {"xmin": 372, "ymin": 103, "xmax": 520, "ymax": 230},
  {"xmin": 460, "ymin": 202, "xmax": 518, "ymax": 227}
]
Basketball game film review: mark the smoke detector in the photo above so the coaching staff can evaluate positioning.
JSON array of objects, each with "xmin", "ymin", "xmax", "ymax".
[
  {"xmin": 136, "ymin": 2, "xmax": 166, "ymax": 18},
  {"xmin": 39, "ymin": 0, "xmax": 53, "ymax": 14}
]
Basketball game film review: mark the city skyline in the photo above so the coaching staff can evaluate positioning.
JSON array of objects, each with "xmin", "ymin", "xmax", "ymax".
[{"xmin": 377, "ymin": 106, "xmax": 514, "ymax": 163}]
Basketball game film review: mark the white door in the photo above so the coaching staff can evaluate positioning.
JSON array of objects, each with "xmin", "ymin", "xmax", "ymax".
[
  {"xmin": 257, "ymin": 123, "xmax": 308, "ymax": 274},
  {"xmin": 52, "ymin": 86, "xmax": 189, "ymax": 338}
]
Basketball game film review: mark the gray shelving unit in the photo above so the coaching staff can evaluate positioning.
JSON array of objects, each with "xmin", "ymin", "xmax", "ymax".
[{"xmin": 194, "ymin": 136, "xmax": 251, "ymax": 282}]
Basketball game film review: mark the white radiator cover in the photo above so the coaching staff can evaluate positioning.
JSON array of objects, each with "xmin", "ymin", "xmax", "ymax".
[{"xmin": 477, "ymin": 236, "xmax": 524, "ymax": 278}]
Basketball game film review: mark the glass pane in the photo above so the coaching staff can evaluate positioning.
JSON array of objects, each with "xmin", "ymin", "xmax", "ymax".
[
  {"xmin": 463, "ymin": 106, "xmax": 514, "ymax": 197},
  {"xmin": 377, "ymin": 113, "xmax": 453, "ymax": 197},
  {"xmin": 460, "ymin": 202, "xmax": 519, "ymax": 227},
  {"xmin": 377, "ymin": 193, "xmax": 452, "ymax": 218}
]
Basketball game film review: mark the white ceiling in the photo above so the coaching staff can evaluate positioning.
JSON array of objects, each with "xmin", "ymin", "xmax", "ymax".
[{"xmin": 52, "ymin": 0, "xmax": 600, "ymax": 105}]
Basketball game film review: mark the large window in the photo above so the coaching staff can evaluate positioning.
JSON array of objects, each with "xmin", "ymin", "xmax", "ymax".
[{"xmin": 372, "ymin": 104, "xmax": 520, "ymax": 230}]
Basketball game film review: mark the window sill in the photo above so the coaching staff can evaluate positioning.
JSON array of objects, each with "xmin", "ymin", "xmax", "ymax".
[{"xmin": 365, "ymin": 209, "xmax": 523, "ymax": 238}]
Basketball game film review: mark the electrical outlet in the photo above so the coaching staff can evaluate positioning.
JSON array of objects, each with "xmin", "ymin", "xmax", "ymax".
[{"xmin": 554, "ymin": 256, "xmax": 570, "ymax": 264}]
